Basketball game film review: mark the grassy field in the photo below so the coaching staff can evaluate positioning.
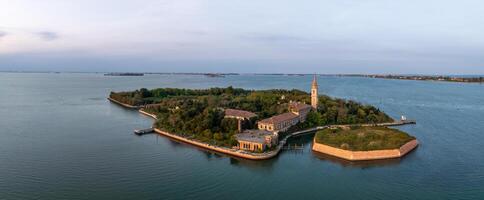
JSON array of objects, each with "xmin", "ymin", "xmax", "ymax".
[{"xmin": 315, "ymin": 126, "xmax": 415, "ymax": 151}]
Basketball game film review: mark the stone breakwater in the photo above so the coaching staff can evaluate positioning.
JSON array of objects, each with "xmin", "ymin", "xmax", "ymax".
[{"xmin": 312, "ymin": 138, "xmax": 418, "ymax": 161}]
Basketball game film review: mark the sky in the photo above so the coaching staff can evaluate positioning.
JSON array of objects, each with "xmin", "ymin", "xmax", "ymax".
[{"xmin": 1, "ymin": 0, "xmax": 484, "ymax": 74}]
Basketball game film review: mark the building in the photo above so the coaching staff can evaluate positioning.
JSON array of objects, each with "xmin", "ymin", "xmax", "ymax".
[
  {"xmin": 289, "ymin": 102, "xmax": 312, "ymax": 122},
  {"xmin": 258, "ymin": 112, "xmax": 300, "ymax": 132},
  {"xmin": 224, "ymin": 108, "xmax": 257, "ymax": 132},
  {"xmin": 234, "ymin": 78, "xmax": 317, "ymax": 152},
  {"xmin": 257, "ymin": 77, "xmax": 316, "ymax": 133},
  {"xmin": 311, "ymin": 74, "xmax": 318, "ymax": 110},
  {"xmin": 235, "ymin": 129, "xmax": 278, "ymax": 152},
  {"xmin": 224, "ymin": 108, "xmax": 257, "ymax": 120}
]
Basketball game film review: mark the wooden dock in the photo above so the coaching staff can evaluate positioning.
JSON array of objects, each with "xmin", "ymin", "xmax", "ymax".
[{"xmin": 282, "ymin": 144, "xmax": 304, "ymax": 150}]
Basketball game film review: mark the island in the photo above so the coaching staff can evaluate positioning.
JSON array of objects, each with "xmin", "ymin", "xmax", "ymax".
[
  {"xmin": 104, "ymin": 72, "xmax": 144, "ymax": 76},
  {"xmin": 312, "ymin": 126, "xmax": 418, "ymax": 161},
  {"xmin": 108, "ymin": 76, "xmax": 418, "ymax": 160},
  {"xmin": 342, "ymin": 74, "xmax": 483, "ymax": 83}
]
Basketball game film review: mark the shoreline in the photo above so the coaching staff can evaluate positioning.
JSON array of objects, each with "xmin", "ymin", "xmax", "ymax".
[
  {"xmin": 111, "ymin": 98, "xmax": 417, "ymax": 161},
  {"xmin": 139, "ymin": 108, "xmax": 282, "ymax": 160},
  {"xmin": 154, "ymin": 128, "xmax": 280, "ymax": 160},
  {"xmin": 107, "ymin": 97, "xmax": 142, "ymax": 109},
  {"xmin": 139, "ymin": 108, "xmax": 417, "ymax": 160},
  {"xmin": 312, "ymin": 138, "xmax": 418, "ymax": 161}
]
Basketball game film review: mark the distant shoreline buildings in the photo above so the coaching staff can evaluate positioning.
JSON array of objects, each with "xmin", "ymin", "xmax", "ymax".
[{"xmin": 344, "ymin": 74, "xmax": 484, "ymax": 83}]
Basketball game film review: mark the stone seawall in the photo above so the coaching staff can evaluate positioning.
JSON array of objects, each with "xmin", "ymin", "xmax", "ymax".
[
  {"xmin": 312, "ymin": 139, "xmax": 418, "ymax": 161},
  {"xmin": 154, "ymin": 128, "xmax": 280, "ymax": 160},
  {"xmin": 107, "ymin": 97, "xmax": 141, "ymax": 109},
  {"xmin": 139, "ymin": 109, "xmax": 158, "ymax": 119}
]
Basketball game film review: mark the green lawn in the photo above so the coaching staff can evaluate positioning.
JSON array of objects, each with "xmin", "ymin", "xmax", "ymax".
[{"xmin": 315, "ymin": 126, "xmax": 415, "ymax": 151}]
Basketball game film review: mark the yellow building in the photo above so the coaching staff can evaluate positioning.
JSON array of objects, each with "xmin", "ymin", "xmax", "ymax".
[
  {"xmin": 257, "ymin": 77, "xmax": 316, "ymax": 132},
  {"xmin": 258, "ymin": 112, "xmax": 299, "ymax": 132},
  {"xmin": 236, "ymin": 78, "xmax": 317, "ymax": 152},
  {"xmin": 289, "ymin": 102, "xmax": 312, "ymax": 122},
  {"xmin": 235, "ymin": 129, "xmax": 278, "ymax": 152}
]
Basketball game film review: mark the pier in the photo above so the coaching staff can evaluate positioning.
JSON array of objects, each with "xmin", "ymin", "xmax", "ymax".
[
  {"xmin": 134, "ymin": 128, "xmax": 154, "ymax": 135},
  {"xmin": 282, "ymin": 144, "xmax": 304, "ymax": 151}
]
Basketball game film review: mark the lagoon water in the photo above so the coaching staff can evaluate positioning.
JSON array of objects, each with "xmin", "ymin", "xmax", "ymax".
[{"xmin": 0, "ymin": 72, "xmax": 483, "ymax": 200}]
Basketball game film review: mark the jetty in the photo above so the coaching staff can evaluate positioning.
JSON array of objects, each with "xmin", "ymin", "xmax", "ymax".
[{"xmin": 134, "ymin": 128, "xmax": 154, "ymax": 136}]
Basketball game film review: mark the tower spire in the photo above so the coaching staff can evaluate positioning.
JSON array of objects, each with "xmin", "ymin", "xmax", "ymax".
[
  {"xmin": 312, "ymin": 74, "xmax": 318, "ymax": 87},
  {"xmin": 311, "ymin": 74, "xmax": 318, "ymax": 110}
]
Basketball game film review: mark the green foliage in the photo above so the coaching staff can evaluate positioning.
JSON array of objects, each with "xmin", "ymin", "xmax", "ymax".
[{"xmin": 315, "ymin": 126, "xmax": 415, "ymax": 151}]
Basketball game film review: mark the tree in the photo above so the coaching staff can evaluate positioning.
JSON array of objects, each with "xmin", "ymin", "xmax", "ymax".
[
  {"xmin": 357, "ymin": 108, "xmax": 367, "ymax": 119},
  {"xmin": 213, "ymin": 133, "xmax": 223, "ymax": 141},
  {"xmin": 139, "ymin": 88, "xmax": 151, "ymax": 98},
  {"xmin": 305, "ymin": 111, "xmax": 322, "ymax": 127}
]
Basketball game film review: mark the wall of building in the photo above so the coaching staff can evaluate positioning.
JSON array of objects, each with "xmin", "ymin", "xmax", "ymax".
[
  {"xmin": 238, "ymin": 141, "xmax": 264, "ymax": 151},
  {"xmin": 259, "ymin": 117, "xmax": 299, "ymax": 132},
  {"xmin": 258, "ymin": 123, "xmax": 274, "ymax": 131}
]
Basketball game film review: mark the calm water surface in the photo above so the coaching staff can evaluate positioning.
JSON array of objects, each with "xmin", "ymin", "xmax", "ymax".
[{"xmin": 0, "ymin": 73, "xmax": 483, "ymax": 200}]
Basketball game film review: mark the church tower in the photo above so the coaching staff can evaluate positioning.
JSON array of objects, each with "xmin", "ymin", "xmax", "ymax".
[{"xmin": 311, "ymin": 74, "xmax": 318, "ymax": 110}]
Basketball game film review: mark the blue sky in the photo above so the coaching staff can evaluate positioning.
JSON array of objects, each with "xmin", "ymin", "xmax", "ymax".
[{"xmin": 1, "ymin": 0, "xmax": 483, "ymax": 74}]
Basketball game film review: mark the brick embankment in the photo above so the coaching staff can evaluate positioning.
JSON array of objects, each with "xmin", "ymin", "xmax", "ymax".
[{"xmin": 312, "ymin": 139, "xmax": 418, "ymax": 161}]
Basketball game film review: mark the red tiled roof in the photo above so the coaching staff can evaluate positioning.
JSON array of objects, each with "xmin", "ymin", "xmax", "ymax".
[
  {"xmin": 289, "ymin": 102, "xmax": 311, "ymax": 111},
  {"xmin": 259, "ymin": 112, "xmax": 298, "ymax": 124},
  {"xmin": 224, "ymin": 109, "xmax": 257, "ymax": 119}
]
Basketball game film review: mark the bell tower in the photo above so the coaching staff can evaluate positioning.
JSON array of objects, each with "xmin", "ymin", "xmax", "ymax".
[{"xmin": 311, "ymin": 74, "xmax": 318, "ymax": 110}]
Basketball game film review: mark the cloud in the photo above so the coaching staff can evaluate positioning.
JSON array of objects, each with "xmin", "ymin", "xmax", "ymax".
[
  {"xmin": 0, "ymin": 31, "xmax": 7, "ymax": 38},
  {"xmin": 35, "ymin": 31, "xmax": 60, "ymax": 41}
]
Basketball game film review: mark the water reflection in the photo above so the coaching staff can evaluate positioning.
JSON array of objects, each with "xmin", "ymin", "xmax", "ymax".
[
  {"xmin": 228, "ymin": 157, "xmax": 277, "ymax": 171},
  {"xmin": 312, "ymin": 151, "xmax": 402, "ymax": 168}
]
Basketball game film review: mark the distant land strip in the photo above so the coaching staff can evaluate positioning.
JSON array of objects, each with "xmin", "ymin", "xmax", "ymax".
[
  {"xmin": 1, "ymin": 71, "xmax": 483, "ymax": 83},
  {"xmin": 341, "ymin": 74, "xmax": 484, "ymax": 83}
]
